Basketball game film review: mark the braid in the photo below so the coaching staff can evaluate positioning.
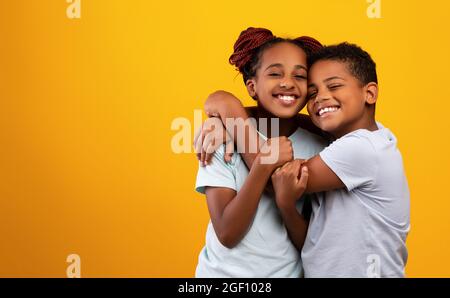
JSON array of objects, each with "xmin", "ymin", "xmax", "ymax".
[
  {"xmin": 229, "ymin": 27, "xmax": 276, "ymax": 74},
  {"xmin": 293, "ymin": 36, "xmax": 323, "ymax": 61}
]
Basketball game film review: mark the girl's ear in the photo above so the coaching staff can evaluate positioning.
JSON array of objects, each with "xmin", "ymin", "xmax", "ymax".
[
  {"xmin": 365, "ymin": 82, "xmax": 378, "ymax": 105},
  {"xmin": 245, "ymin": 79, "xmax": 258, "ymax": 100}
]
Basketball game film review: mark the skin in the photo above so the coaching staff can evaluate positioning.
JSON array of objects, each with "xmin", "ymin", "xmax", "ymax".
[
  {"xmin": 199, "ymin": 42, "xmax": 312, "ymax": 250},
  {"xmin": 306, "ymin": 60, "xmax": 378, "ymax": 138}
]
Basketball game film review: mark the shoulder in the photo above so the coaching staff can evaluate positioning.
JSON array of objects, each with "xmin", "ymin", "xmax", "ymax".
[{"xmin": 290, "ymin": 128, "xmax": 328, "ymax": 158}]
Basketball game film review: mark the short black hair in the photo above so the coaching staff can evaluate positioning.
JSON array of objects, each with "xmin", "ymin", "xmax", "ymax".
[{"xmin": 308, "ymin": 42, "xmax": 378, "ymax": 85}]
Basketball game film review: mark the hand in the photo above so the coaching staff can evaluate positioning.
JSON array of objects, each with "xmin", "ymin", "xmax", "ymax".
[
  {"xmin": 257, "ymin": 136, "xmax": 294, "ymax": 171},
  {"xmin": 271, "ymin": 159, "xmax": 309, "ymax": 210},
  {"xmin": 193, "ymin": 117, "xmax": 234, "ymax": 166}
]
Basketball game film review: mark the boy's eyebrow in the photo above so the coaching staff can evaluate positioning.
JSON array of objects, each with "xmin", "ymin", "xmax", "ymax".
[{"xmin": 264, "ymin": 63, "xmax": 307, "ymax": 71}]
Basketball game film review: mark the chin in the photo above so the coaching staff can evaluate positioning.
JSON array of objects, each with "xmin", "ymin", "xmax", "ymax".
[
  {"xmin": 272, "ymin": 106, "xmax": 302, "ymax": 119},
  {"xmin": 312, "ymin": 118, "xmax": 337, "ymax": 133}
]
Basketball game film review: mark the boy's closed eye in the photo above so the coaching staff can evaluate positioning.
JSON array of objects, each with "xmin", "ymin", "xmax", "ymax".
[{"xmin": 328, "ymin": 84, "xmax": 343, "ymax": 90}]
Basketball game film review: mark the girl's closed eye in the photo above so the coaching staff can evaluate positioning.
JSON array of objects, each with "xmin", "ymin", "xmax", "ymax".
[{"xmin": 268, "ymin": 73, "xmax": 281, "ymax": 77}]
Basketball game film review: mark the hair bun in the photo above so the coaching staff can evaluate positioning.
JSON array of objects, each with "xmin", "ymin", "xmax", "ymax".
[
  {"xmin": 293, "ymin": 36, "xmax": 323, "ymax": 54},
  {"xmin": 229, "ymin": 27, "xmax": 276, "ymax": 72}
]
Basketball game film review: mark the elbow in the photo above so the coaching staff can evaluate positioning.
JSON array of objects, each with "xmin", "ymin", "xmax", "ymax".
[
  {"xmin": 217, "ymin": 231, "xmax": 239, "ymax": 249},
  {"xmin": 205, "ymin": 90, "xmax": 240, "ymax": 108},
  {"xmin": 208, "ymin": 90, "xmax": 232, "ymax": 99}
]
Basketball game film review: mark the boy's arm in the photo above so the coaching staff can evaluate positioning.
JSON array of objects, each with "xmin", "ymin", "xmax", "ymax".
[
  {"xmin": 204, "ymin": 91, "xmax": 263, "ymax": 170},
  {"xmin": 205, "ymin": 91, "xmax": 345, "ymax": 194}
]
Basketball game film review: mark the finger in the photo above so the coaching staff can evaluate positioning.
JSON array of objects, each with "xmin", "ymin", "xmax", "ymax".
[
  {"xmin": 202, "ymin": 131, "xmax": 215, "ymax": 153},
  {"xmin": 204, "ymin": 143, "xmax": 216, "ymax": 164},
  {"xmin": 193, "ymin": 124, "xmax": 202, "ymax": 148},
  {"xmin": 281, "ymin": 161, "xmax": 291, "ymax": 170},
  {"xmin": 200, "ymin": 147, "xmax": 206, "ymax": 166},
  {"xmin": 297, "ymin": 166, "xmax": 309, "ymax": 189},
  {"xmin": 201, "ymin": 129, "xmax": 215, "ymax": 165},
  {"xmin": 195, "ymin": 126, "xmax": 208, "ymax": 161},
  {"xmin": 205, "ymin": 138, "xmax": 219, "ymax": 164},
  {"xmin": 224, "ymin": 139, "xmax": 234, "ymax": 163},
  {"xmin": 291, "ymin": 159, "xmax": 301, "ymax": 176},
  {"xmin": 194, "ymin": 128, "xmax": 204, "ymax": 160}
]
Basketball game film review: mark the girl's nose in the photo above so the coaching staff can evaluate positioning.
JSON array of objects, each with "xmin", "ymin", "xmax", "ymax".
[{"xmin": 279, "ymin": 80, "xmax": 294, "ymax": 89}]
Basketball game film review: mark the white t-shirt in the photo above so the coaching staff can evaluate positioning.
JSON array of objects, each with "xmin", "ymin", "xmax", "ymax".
[
  {"xmin": 302, "ymin": 123, "xmax": 410, "ymax": 277},
  {"xmin": 195, "ymin": 127, "xmax": 326, "ymax": 277}
]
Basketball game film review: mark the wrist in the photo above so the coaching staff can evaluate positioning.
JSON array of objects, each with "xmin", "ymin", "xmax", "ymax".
[
  {"xmin": 254, "ymin": 154, "xmax": 276, "ymax": 173},
  {"xmin": 277, "ymin": 200, "xmax": 298, "ymax": 217}
]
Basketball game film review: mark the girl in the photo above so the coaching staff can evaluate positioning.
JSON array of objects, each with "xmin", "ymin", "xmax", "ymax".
[{"xmin": 193, "ymin": 27, "xmax": 326, "ymax": 277}]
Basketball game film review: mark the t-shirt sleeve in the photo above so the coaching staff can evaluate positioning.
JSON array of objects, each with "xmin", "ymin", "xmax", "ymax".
[
  {"xmin": 195, "ymin": 145, "xmax": 237, "ymax": 194},
  {"xmin": 319, "ymin": 132, "xmax": 379, "ymax": 191}
]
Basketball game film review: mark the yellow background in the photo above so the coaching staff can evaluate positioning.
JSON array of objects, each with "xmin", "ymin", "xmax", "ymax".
[{"xmin": 1, "ymin": 0, "xmax": 449, "ymax": 277}]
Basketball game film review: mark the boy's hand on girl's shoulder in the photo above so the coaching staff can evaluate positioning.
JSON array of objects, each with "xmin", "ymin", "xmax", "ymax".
[
  {"xmin": 193, "ymin": 117, "xmax": 234, "ymax": 166},
  {"xmin": 271, "ymin": 159, "xmax": 309, "ymax": 210}
]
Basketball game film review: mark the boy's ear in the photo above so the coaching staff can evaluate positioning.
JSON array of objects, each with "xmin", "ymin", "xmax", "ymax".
[
  {"xmin": 365, "ymin": 82, "xmax": 378, "ymax": 105},
  {"xmin": 245, "ymin": 79, "xmax": 258, "ymax": 100}
]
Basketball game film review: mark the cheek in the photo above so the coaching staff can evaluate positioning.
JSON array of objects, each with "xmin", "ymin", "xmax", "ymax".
[
  {"xmin": 306, "ymin": 101, "xmax": 313, "ymax": 114},
  {"xmin": 297, "ymin": 80, "xmax": 308, "ymax": 93}
]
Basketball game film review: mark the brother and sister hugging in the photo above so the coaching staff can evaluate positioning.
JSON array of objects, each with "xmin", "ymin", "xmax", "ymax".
[{"xmin": 193, "ymin": 27, "xmax": 410, "ymax": 278}]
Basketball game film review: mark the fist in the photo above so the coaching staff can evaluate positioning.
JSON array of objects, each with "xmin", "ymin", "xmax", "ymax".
[
  {"xmin": 271, "ymin": 159, "xmax": 309, "ymax": 209},
  {"xmin": 258, "ymin": 136, "xmax": 293, "ymax": 170}
]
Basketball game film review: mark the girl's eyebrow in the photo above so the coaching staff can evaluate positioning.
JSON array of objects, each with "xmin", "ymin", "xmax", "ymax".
[
  {"xmin": 265, "ymin": 63, "xmax": 283, "ymax": 71},
  {"xmin": 294, "ymin": 65, "xmax": 307, "ymax": 71},
  {"xmin": 264, "ymin": 63, "xmax": 307, "ymax": 71}
]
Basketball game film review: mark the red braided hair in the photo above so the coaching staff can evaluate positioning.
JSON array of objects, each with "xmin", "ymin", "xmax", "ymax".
[
  {"xmin": 229, "ymin": 27, "xmax": 276, "ymax": 73},
  {"xmin": 293, "ymin": 36, "xmax": 323, "ymax": 55},
  {"xmin": 228, "ymin": 27, "xmax": 322, "ymax": 82}
]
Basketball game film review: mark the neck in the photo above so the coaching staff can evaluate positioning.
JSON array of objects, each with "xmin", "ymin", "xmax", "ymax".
[
  {"xmin": 333, "ymin": 110, "xmax": 378, "ymax": 139},
  {"xmin": 253, "ymin": 105, "xmax": 298, "ymax": 139}
]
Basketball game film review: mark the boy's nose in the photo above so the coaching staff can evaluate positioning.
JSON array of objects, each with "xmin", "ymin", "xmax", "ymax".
[{"xmin": 314, "ymin": 93, "xmax": 331, "ymax": 104}]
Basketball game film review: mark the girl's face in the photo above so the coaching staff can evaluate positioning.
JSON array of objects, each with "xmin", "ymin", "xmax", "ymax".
[{"xmin": 246, "ymin": 42, "xmax": 308, "ymax": 118}]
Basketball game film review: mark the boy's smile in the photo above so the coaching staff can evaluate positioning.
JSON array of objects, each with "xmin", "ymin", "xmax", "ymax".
[{"xmin": 306, "ymin": 60, "xmax": 377, "ymax": 138}]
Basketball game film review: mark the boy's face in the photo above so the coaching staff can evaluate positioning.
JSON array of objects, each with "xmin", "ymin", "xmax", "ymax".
[
  {"xmin": 246, "ymin": 42, "xmax": 308, "ymax": 118},
  {"xmin": 306, "ymin": 59, "xmax": 376, "ymax": 137}
]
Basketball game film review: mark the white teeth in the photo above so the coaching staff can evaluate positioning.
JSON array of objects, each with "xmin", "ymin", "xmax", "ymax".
[
  {"xmin": 277, "ymin": 95, "xmax": 295, "ymax": 103},
  {"xmin": 318, "ymin": 106, "xmax": 339, "ymax": 116}
]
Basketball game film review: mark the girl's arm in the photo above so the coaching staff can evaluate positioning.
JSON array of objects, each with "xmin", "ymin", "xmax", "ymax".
[
  {"xmin": 205, "ymin": 91, "xmax": 344, "ymax": 194},
  {"xmin": 206, "ymin": 138, "xmax": 293, "ymax": 249},
  {"xmin": 271, "ymin": 159, "xmax": 310, "ymax": 250}
]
